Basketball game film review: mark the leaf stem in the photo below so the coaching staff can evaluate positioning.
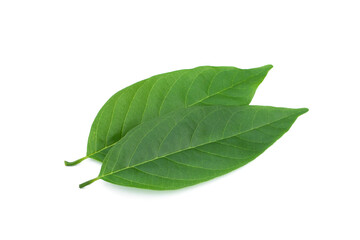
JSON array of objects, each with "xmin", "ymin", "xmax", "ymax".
[
  {"xmin": 64, "ymin": 156, "xmax": 88, "ymax": 166},
  {"xmin": 79, "ymin": 177, "xmax": 100, "ymax": 188}
]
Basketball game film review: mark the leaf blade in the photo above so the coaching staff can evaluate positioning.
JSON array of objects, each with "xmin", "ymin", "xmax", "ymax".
[
  {"xmin": 85, "ymin": 105, "xmax": 307, "ymax": 190},
  {"xmin": 67, "ymin": 65, "xmax": 273, "ymax": 166}
]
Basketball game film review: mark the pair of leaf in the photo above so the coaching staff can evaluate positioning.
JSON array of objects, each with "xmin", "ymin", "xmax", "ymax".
[{"xmin": 66, "ymin": 65, "xmax": 307, "ymax": 190}]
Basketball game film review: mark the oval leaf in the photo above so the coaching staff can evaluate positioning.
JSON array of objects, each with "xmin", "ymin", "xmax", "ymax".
[
  {"xmin": 80, "ymin": 105, "xmax": 308, "ymax": 190},
  {"xmin": 66, "ymin": 65, "xmax": 273, "ymax": 166}
]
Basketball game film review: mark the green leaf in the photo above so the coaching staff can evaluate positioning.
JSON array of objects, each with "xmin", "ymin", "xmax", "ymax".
[
  {"xmin": 80, "ymin": 105, "xmax": 308, "ymax": 190},
  {"xmin": 65, "ymin": 65, "xmax": 273, "ymax": 166}
]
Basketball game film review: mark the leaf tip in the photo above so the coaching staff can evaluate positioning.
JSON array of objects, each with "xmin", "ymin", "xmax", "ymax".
[
  {"xmin": 297, "ymin": 108, "xmax": 309, "ymax": 115},
  {"xmin": 257, "ymin": 64, "xmax": 273, "ymax": 73},
  {"xmin": 265, "ymin": 64, "xmax": 273, "ymax": 70}
]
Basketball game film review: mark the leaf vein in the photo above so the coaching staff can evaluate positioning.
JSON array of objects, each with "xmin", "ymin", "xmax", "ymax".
[{"xmin": 157, "ymin": 71, "xmax": 188, "ymax": 116}]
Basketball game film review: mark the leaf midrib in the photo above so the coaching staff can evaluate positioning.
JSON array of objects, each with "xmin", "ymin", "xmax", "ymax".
[{"xmin": 99, "ymin": 111, "xmax": 299, "ymax": 179}]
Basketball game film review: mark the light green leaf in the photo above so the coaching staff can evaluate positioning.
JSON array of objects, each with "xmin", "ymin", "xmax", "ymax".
[
  {"xmin": 80, "ymin": 105, "xmax": 308, "ymax": 190},
  {"xmin": 65, "ymin": 65, "xmax": 272, "ymax": 166}
]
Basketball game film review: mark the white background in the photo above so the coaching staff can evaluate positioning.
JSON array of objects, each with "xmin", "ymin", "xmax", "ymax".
[{"xmin": 1, "ymin": 0, "xmax": 359, "ymax": 239}]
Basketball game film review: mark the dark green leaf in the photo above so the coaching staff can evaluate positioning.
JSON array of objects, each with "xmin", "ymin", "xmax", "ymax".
[
  {"xmin": 66, "ymin": 65, "xmax": 272, "ymax": 166},
  {"xmin": 80, "ymin": 105, "xmax": 307, "ymax": 190}
]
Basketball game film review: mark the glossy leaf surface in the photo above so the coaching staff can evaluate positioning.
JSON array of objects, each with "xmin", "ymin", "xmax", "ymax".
[
  {"xmin": 81, "ymin": 105, "xmax": 307, "ymax": 190},
  {"xmin": 66, "ymin": 65, "xmax": 272, "ymax": 165}
]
